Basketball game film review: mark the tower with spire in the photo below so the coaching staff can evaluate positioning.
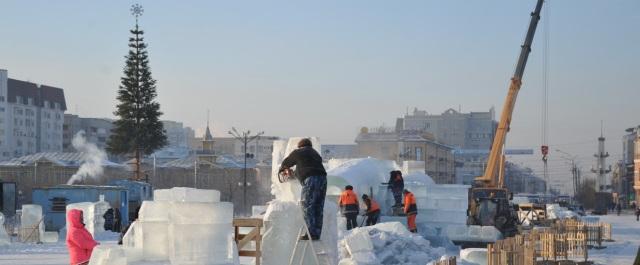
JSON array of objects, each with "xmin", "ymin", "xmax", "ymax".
[
  {"xmin": 198, "ymin": 112, "xmax": 216, "ymax": 164},
  {"xmin": 592, "ymin": 124, "xmax": 612, "ymax": 192}
]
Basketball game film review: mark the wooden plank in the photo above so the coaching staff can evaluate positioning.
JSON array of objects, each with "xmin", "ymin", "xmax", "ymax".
[
  {"xmin": 239, "ymin": 250, "xmax": 261, "ymax": 257},
  {"xmin": 238, "ymin": 227, "xmax": 260, "ymax": 250},
  {"xmin": 233, "ymin": 218, "xmax": 263, "ymax": 227}
]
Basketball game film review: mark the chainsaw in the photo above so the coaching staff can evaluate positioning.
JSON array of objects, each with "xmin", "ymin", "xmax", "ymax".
[{"xmin": 277, "ymin": 168, "xmax": 296, "ymax": 183}]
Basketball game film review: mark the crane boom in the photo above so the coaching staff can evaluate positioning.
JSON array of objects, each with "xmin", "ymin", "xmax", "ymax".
[{"xmin": 475, "ymin": 0, "xmax": 544, "ymax": 187}]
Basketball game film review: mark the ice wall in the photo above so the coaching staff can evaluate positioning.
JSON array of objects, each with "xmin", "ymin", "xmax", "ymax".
[
  {"xmin": 270, "ymin": 137, "xmax": 321, "ymax": 201},
  {"xmin": 0, "ymin": 213, "xmax": 10, "ymax": 246},
  {"xmin": 21, "ymin": 204, "xmax": 44, "ymax": 243}
]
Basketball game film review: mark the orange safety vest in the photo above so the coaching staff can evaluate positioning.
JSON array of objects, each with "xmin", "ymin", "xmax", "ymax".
[
  {"xmin": 404, "ymin": 192, "xmax": 417, "ymax": 215},
  {"xmin": 368, "ymin": 199, "xmax": 380, "ymax": 213},
  {"xmin": 339, "ymin": 190, "xmax": 359, "ymax": 206}
]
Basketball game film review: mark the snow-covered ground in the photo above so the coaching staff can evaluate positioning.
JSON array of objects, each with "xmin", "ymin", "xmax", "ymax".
[
  {"xmin": 589, "ymin": 211, "xmax": 640, "ymax": 265},
  {"xmin": 2, "ymin": 212, "xmax": 639, "ymax": 265}
]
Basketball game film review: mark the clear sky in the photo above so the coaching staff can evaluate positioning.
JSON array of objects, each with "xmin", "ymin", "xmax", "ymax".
[{"xmin": 1, "ymin": 0, "xmax": 639, "ymax": 192}]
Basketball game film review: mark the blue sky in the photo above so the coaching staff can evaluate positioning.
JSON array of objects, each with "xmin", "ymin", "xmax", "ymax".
[{"xmin": 1, "ymin": 0, "xmax": 639, "ymax": 190}]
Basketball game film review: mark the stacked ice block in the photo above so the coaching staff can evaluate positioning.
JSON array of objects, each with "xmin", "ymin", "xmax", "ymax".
[
  {"xmin": 415, "ymin": 184, "xmax": 470, "ymax": 227},
  {"xmin": 0, "ymin": 213, "xmax": 10, "ymax": 246},
  {"xmin": 21, "ymin": 204, "xmax": 45, "ymax": 243},
  {"xmin": 66, "ymin": 200, "xmax": 110, "ymax": 237},
  {"xmin": 114, "ymin": 187, "xmax": 236, "ymax": 265}
]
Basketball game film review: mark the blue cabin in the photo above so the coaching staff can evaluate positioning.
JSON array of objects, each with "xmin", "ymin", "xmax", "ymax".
[
  {"xmin": 32, "ymin": 185, "xmax": 129, "ymax": 231},
  {"xmin": 107, "ymin": 179, "xmax": 153, "ymax": 220}
]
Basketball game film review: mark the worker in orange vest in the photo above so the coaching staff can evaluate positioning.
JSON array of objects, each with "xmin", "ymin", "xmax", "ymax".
[
  {"xmin": 361, "ymin": 194, "xmax": 380, "ymax": 226},
  {"xmin": 338, "ymin": 185, "xmax": 360, "ymax": 230},
  {"xmin": 403, "ymin": 189, "xmax": 418, "ymax": 233}
]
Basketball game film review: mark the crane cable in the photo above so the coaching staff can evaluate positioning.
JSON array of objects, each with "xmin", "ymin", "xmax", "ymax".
[{"xmin": 541, "ymin": 0, "xmax": 550, "ymax": 195}]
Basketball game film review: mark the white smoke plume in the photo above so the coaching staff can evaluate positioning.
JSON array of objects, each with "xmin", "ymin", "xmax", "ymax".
[{"xmin": 66, "ymin": 131, "xmax": 108, "ymax": 185}]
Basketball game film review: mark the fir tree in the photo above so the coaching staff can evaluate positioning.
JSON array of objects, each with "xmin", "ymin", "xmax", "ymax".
[{"xmin": 108, "ymin": 11, "xmax": 167, "ymax": 180}]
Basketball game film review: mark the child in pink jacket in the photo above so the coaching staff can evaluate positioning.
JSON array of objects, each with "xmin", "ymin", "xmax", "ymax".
[{"xmin": 66, "ymin": 209, "xmax": 98, "ymax": 265}]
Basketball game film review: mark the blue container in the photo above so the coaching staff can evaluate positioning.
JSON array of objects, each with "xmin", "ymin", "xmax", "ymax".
[
  {"xmin": 32, "ymin": 185, "xmax": 129, "ymax": 231},
  {"xmin": 107, "ymin": 179, "xmax": 153, "ymax": 220}
]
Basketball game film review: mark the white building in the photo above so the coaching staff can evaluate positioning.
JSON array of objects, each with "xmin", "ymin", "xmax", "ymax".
[{"xmin": 0, "ymin": 69, "xmax": 66, "ymax": 159}]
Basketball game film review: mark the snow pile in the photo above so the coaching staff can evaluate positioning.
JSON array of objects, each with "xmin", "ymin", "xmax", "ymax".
[
  {"xmin": 262, "ymin": 200, "xmax": 339, "ymax": 265},
  {"xmin": 338, "ymin": 222, "xmax": 446, "ymax": 265},
  {"xmin": 20, "ymin": 204, "xmax": 45, "ymax": 243},
  {"xmin": 66, "ymin": 197, "xmax": 111, "ymax": 237},
  {"xmin": 92, "ymin": 187, "xmax": 238, "ymax": 265},
  {"xmin": 547, "ymin": 204, "xmax": 578, "ymax": 220},
  {"xmin": 0, "ymin": 212, "xmax": 10, "ymax": 246},
  {"xmin": 327, "ymin": 158, "xmax": 399, "ymax": 197}
]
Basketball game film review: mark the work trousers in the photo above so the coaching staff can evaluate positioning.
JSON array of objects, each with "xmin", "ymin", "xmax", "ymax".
[
  {"xmin": 407, "ymin": 214, "xmax": 417, "ymax": 233},
  {"xmin": 391, "ymin": 188, "xmax": 403, "ymax": 206},
  {"xmin": 365, "ymin": 210, "xmax": 380, "ymax": 226},
  {"xmin": 345, "ymin": 213, "xmax": 358, "ymax": 230},
  {"xmin": 301, "ymin": 175, "xmax": 327, "ymax": 238}
]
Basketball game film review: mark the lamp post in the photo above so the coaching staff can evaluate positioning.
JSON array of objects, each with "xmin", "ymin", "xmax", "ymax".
[
  {"xmin": 228, "ymin": 128, "xmax": 264, "ymax": 215},
  {"xmin": 556, "ymin": 149, "xmax": 580, "ymax": 198}
]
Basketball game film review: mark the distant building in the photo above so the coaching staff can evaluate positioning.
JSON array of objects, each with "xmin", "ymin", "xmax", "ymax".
[
  {"xmin": 355, "ymin": 127, "xmax": 455, "ymax": 184},
  {"xmin": 0, "ymin": 69, "xmax": 66, "ymax": 159},
  {"xmin": 63, "ymin": 114, "xmax": 113, "ymax": 152},
  {"xmin": 503, "ymin": 161, "xmax": 547, "ymax": 194},
  {"xmin": 162, "ymin": 120, "xmax": 195, "ymax": 149},
  {"xmin": 623, "ymin": 126, "xmax": 640, "ymax": 206},
  {"xmin": 396, "ymin": 107, "xmax": 496, "ymax": 149},
  {"xmin": 321, "ymin": 144, "xmax": 357, "ymax": 160},
  {"xmin": 396, "ymin": 107, "xmax": 498, "ymax": 184},
  {"xmin": 213, "ymin": 136, "xmax": 280, "ymax": 165}
]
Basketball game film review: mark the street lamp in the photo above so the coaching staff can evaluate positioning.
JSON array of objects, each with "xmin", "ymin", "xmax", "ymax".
[
  {"xmin": 555, "ymin": 149, "xmax": 580, "ymax": 199},
  {"xmin": 228, "ymin": 128, "xmax": 264, "ymax": 216}
]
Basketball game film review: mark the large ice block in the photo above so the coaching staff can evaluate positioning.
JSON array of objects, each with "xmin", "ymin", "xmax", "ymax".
[
  {"xmin": 154, "ymin": 187, "xmax": 221, "ymax": 203},
  {"xmin": 88, "ymin": 245, "xmax": 128, "ymax": 265},
  {"xmin": 66, "ymin": 202, "xmax": 96, "ymax": 236},
  {"xmin": 21, "ymin": 204, "xmax": 44, "ymax": 243},
  {"xmin": 0, "ymin": 213, "xmax": 9, "ymax": 246},
  {"xmin": 416, "ymin": 209, "xmax": 467, "ymax": 224},
  {"xmin": 121, "ymin": 221, "xmax": 143, "ymax": 262},
  {"xmin": 169, "ymin": 202, "xmax": 233, "ymax": 224},
  {"xmin": 138, "ymin": 201, "xmax": 170, "ymax": 221},
  {"xmin": 168, "ymin": 223, "xmax": 234, "ymax": 265},
  {"xmin": 140, "ymin": 221, "xmax": 169, "ymax": 261},
  {"xmin": 344, "ymin": 228, "xmax": 374, "ymax": 254}
]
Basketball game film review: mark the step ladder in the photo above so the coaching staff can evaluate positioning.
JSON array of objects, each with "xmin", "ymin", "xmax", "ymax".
[{"xmin": 288, "ymin": 203, "xmax": 332, "ymax": 265}]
